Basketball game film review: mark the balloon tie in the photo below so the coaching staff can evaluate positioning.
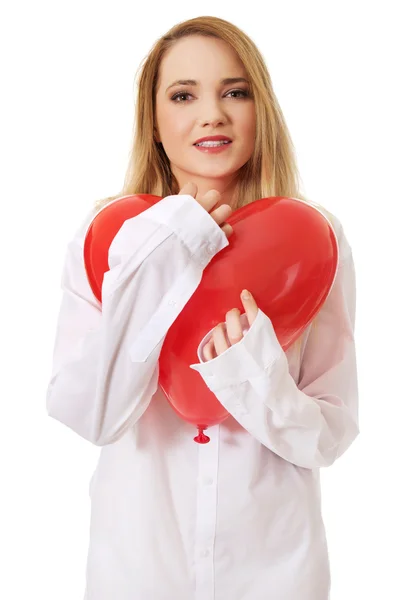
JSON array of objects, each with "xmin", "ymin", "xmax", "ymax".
[{"xmin": 194, "ymin": 425, "xmax": 210, "ymax": 444}]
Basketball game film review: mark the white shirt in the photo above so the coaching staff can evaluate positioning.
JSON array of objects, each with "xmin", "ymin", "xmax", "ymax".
[{"xmin": 46, "ymin": 193, "xmax": 359, "ymax": 600}]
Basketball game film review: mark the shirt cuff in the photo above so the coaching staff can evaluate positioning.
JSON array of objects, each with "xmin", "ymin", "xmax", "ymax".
[
  {"xmin": 139, "ymin": 193, "xmax": 229, "ymax": 268},
  {"xmin": 189, "ymin": 309, "xmax": 285, "ymax": 393}
]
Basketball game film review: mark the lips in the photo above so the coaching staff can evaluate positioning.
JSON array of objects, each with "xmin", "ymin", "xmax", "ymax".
[
  {"xmin": 194, "ymin": 141, "xmax": 232, "ymax": 153},
  {"xmin": 195, "ymin": 141, "xmax": 232, "ymax": 148},
  {"xmin": 193, "ymin": 135, "xmax": 232, "ymax": 145}
]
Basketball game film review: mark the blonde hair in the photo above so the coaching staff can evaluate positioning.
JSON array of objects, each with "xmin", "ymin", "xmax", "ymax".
[{"xmin": 94, "ymin": 15, "xmax": 312, "ymax": 213}]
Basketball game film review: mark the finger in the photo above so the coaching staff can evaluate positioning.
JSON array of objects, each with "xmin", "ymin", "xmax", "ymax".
[
  {"xmin": 240, "ymin": 290, "xmax": 259, "ymax": 326},
  {"xmin": 200, "ymin": 189, "xmax": 224, "ymax": 213},
  {"xmin": 209, "ymin": 204, "xmax": 232, "ymax": 225},
  {"xmin": 203, "ymin": 339, "xmax": 216, "ymax": 362},
  {"xmin": 179, "ymin": 182, "xmax": 197, "ymax": 196},
  {"xmin": 213, "ymin": 323, "xmax": 230, "ymax": 356},
  {"xmin": 225, "ymin": 308, "xmax": 244, "ymax": 345},
  {"xmin": 220, "ymin": 223, "xmax": 233, "ymax": 238},
  {"xmin": 201, "ymin": 188, "xmax": 220, "ymax": 203}
]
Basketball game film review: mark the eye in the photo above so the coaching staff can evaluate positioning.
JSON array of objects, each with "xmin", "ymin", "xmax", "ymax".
[
  {"xmin": 170, "ymin": 88, "xmax": 250, "ymax": 103},
  {"xmin": 170, "ymin": 92, "xmax": 192, "ymax": 103},
  {"xmin": 226, "ymin": 89, "xmax": 249, "ymax": 99}
]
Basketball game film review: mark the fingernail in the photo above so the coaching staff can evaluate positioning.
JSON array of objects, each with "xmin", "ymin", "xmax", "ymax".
[{"xmin": 241, "ymin": 289, "xmax": 251, "ymax": 299}]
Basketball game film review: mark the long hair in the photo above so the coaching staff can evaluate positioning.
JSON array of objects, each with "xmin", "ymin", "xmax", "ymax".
[{"xmin": 94, "ymin": 15, "xmax": 312, "ymax": 212}]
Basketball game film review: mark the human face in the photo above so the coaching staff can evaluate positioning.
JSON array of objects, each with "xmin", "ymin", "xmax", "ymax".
[{"xmin": 155, "ymin": 35, "xmax": 256, "ymax": 202}]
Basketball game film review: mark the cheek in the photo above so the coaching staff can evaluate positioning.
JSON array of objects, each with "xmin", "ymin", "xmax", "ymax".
[
  {"xmin": 233, "ymin": 106, "xmax": 256, "ymax": 148},
  {"xmin": 243, "ymin": 109, "xmax": 257, "ymax": 139},
  {"xmin": 159, "ymin": 106, "xmax": 191, "ymax": 139}
]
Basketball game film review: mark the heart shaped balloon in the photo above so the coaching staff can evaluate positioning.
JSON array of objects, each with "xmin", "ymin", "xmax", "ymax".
[
  {"xmin": 84, "ymin": 194, "xmax": 162, "ymax": 303},
  {"xmin": 84, "ymin": 194, "xmax": 338, "ymax": 443}
]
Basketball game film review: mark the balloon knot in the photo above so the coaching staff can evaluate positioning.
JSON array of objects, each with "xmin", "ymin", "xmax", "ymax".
[{"xmin": 194, "ymin": 425, "xmax": 210, "ymax": 444}]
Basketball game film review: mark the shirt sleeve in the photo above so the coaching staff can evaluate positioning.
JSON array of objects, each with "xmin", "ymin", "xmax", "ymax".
[
  {"xmin": 46, "ymin": 194, "xmax": 229, "ymax": 446},
  {"xmin": 189, "ymin": 223, "xmax": 359, "ymax": 470}
]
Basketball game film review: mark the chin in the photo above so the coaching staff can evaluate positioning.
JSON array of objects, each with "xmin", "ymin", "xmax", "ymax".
[{"xmin": 191, "ymin": 164, "xmax": 240, "ymax": 179}]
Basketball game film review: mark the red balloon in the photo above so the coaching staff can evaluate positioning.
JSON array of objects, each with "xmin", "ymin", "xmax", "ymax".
[
  {"xmin": 84, "ymin": 194, "xmax": 338, "ymax": 444},
  {"xmin": 84, "ymin": 194, "xmax": 161, "ymax": 303}
]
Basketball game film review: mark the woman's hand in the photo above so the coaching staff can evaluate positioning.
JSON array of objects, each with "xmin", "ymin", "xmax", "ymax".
[
  {"xmin": 203, "ymin": 290, "xmax": 259, "ymax": 361},
  {"xmin": 178, "ymin": 181, "xmax": 233, "ymax": 239}
]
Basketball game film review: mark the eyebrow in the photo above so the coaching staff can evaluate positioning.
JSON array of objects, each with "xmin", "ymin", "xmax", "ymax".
[{"xmin": 166, "ymin": 77, "xmax": 250, "ymax": 92}]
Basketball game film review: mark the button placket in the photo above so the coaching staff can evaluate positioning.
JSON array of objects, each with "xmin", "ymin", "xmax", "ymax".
[
  {"xmin": 203, "ymin": 476, "xmax": 214, "ymax": 486},
  {"xmin": 194, "ymin": 427, "xmax": 219, "ymax": 600}
]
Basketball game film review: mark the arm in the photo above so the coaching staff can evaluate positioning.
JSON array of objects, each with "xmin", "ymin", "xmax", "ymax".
[
  {"xmin": 190, "ymin": 227, "xmax": 359, "ymax": 469},
  {"xmin": 46, "ymin": 194, "xmax": 229, "ymax": 446}
]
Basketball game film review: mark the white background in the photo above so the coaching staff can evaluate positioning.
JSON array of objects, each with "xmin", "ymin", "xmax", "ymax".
[{"xmin": 1, "ymin": 1, "xmax": 399, "ymax": 598}]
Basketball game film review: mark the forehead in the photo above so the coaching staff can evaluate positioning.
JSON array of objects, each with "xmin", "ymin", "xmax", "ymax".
[{"xmin": 157, "ymin": 35, "xmax": 246, "ymax": 87}]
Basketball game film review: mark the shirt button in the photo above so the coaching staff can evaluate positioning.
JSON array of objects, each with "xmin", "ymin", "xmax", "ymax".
[
  {"xmin": 207, "ymin": 244, "xmax": 217, "ymax": 254},
  {"xmin": 203, "ymin": 476, "xmax": 213, "ymax": 486},
  {"xmin": 201, "ymin": 549, "xmax": 210, "ymax": 558},
  {"xmin": 168, "ymin": 299, "xmax": 177, "ymax": 307}
]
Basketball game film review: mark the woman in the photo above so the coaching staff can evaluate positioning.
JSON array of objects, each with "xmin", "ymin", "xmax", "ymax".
[{"xmin": 46, "ymin": 15, "xmax": 359, "ymax": 600}]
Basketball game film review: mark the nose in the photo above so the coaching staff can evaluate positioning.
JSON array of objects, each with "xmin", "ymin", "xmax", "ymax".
[
  {"xmin": 201, "ymin": 117, "xmax": 226, "ymax": 128},
  {"xmin": 198, "ymin": 97, "xmax": 228, "ymax": 128}
]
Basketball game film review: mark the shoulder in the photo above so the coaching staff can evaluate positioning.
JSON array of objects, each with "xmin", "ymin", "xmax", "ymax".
[
  {"xmin": 68, "ymin": 207, "xmax": 98, "ymax": 251},
  {"xmin": 69, "ymin": 196, "xmax": 126, "ymax": 250},
  {"xmin": 304, "ymin": 198, "xmax": 353, "ymax": 264},
  {"xmin": 58, "ymin": 207, "xmax": 98, "ymax": 279}
]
